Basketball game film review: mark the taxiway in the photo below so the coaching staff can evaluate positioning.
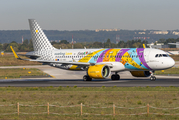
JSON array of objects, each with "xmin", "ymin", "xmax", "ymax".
[{"xmin": 0, "ymin": 65, "xmax": 179, "ymax": 87}]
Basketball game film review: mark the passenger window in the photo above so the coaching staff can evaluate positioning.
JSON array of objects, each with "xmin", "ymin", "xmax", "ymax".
[
  {"xmin": 159, "ymin": 54, "xmax": 162, "ymax": 57},
  {"xmin": 155, "ymin": 54, "xmax": 158, "ymax": 57}
]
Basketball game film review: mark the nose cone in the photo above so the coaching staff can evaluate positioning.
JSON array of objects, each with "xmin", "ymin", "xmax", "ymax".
[{"xmin": 169, "ymin": 58, "xmax": 175, "ymax": 68}]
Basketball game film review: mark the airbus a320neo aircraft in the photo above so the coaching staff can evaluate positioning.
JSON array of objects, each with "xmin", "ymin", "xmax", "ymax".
[{"xmin": 11, "ymin": 19, "xmax": 175, "ymax": 81}]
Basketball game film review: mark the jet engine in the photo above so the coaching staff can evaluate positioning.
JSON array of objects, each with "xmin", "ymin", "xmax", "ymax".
[
  {"xmin": 130, "ymin": 71, "xmax": 151, "ymax": 77},
  {"xmin": 88, "ymin": 64, "xmax": 111, "ymax": 79}
]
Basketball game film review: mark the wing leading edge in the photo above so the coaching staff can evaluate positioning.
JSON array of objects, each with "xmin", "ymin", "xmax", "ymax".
[{"xmin": 10, "ymin": 46, "xmax": 91, "ymax": 66}]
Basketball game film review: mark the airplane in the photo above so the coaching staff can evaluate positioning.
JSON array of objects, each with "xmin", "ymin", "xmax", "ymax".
[{"xmin": 10, "ymin": 19, "xmax": 175, "ymax": 81}]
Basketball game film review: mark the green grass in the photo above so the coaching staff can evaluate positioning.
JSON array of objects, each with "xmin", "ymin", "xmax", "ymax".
[
  {"xmin": 155, "ymin": 67, "xmax": 179, "ymax": 75},
  {"xmin": 0, "ymin": 68, "xmax": 50, "ymax": 79},
  {"xmin": 0, "ymin": 87, "xmax": 179, "ymax": 119},
  {"xmin": 0, "ymin": 53, "xmax": 41, "ymax": 66}
]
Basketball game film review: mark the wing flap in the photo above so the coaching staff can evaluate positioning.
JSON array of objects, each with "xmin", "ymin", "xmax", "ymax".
[{"xmin": 30, "ymin": 59, "xmax": 91, "ymax": 66}]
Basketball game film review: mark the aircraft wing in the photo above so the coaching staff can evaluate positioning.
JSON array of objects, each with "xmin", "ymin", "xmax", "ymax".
[
  {"xmin": 10, "ymin": 46, "xmax": 115, "ymax": 67},
  {"xmin": 30, "ymin": 59, "xmax": 91, "ymax": 66},
  {"xmin": 10, "ymin": 46, "xmax": 92, "ymax": 66},
  {"xmin": 168, "ymin": 43, "xmax": 179, "ymax": 45},
  {"xmin": 18, "ymin": 54, "xmax": 40, "ymax": 58},
  {"xmin": 165, "ymin": 51, "xmax": 174, "ymax": 55}
]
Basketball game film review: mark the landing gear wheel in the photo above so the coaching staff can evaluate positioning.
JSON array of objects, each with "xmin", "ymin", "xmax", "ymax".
[
  {"xmin": 150, "ymin": 76, "xmax": 156, "ymax": 81},
  {"xmin": 111, "ymin": 74, "xmax": 120, "ymax": 80},
  {"xmin": 83, "ymin": 75, "xmax": 92, "ymax": 81},
  {"xmin": 111, "ymin": 75, "xmax": 115, "ymax": 80},
  {"xmin": 116, "ymin": 74, "xmax": 120, "ymax": 80}
]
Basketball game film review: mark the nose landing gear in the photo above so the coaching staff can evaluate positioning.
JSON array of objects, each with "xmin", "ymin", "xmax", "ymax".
[{"xmin": 150, "ymin": 76, "xmax": 156, "ymax": 81}]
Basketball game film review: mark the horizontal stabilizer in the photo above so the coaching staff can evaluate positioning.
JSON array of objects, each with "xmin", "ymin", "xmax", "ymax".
[{"xmin": 18, "ymin": 54, "xmax": 40, "ymax": 59}]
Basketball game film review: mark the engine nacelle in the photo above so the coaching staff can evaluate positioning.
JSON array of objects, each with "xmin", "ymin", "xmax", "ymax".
[
  {"xmin": 130, "ymin": 71, "xmax": 151, "ymax": 77},
  {"xmin": 88, "ymin": 64, "xmax": 111, "ymax": 79}
]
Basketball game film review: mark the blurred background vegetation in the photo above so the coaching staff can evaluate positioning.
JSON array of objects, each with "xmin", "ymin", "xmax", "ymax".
[{"xmin": 1, "ymin": 37, "xmax": 179, "ymax": 52}]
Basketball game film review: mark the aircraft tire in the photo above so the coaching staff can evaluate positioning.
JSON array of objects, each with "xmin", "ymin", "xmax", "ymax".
[
  {"xmin": 111, "ymin": 74, "xmax": 120, "ymax": 80},
  {"xmin": 116, "ymin": 74, "xmax": 120, "ymax": 80},
  {"xmin": 111, "ymin": 75, "xmax": 115, "ymax": 80},
  {"xmin": 150, "ymin": 76, "xmax": 156, "ymax": 81},
  {"xmin": 83, "ymin": 75, "xmax": 92, "ymax": 81}
]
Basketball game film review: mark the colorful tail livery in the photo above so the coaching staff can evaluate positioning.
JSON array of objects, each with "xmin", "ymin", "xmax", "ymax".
[{"xmin": 10, "ymin": 19, "xmax": 175, "ymax": 81}]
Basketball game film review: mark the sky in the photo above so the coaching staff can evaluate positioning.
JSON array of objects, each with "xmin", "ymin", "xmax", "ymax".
[{"xmin": 0, "ymin": 0, "xmax": 179, "ymax": 30}]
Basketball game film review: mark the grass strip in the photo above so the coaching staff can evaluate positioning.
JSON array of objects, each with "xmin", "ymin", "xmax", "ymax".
[
  {"xmin": 0, "ymin": 54, "xmax": 41, "ymax": 66},
  {"xmin": 155, "ymin": 67, "xmax": 179, "ymax": 75},
  {"xmin": 0, "ymin": 68, "xmax": 49, "ymax": 79},
  {"xmin": 0, "ymin": 87, "xmax": 178, "ymax": 119}
]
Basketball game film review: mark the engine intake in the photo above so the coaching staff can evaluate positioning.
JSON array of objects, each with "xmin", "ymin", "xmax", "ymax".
[
  {"xmin": 130, "ymin": 71, "xmax": 151, "ymax": 77},
  {"xmin": 88, "ymin": 64, "xmax": 111, "ymax": 79}
]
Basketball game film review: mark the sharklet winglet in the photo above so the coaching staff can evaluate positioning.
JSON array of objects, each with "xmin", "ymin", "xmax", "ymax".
[
  {"xmin": 10, "ymin": 46, "xmax": 30, "ymax": 61},
  {"xmin": 10, "ymin": 46, "xmax": 21, "ymax": 59}
]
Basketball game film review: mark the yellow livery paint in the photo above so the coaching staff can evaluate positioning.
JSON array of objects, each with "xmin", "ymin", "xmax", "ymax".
[
  {"xmin": 88, "ymin": 64, "xmax": 110, "ymax": 79},
  {"xmin": 109, "ymin": 49, "xmax": 120, "ymax": 62},
  {"xmin": 10, "ymin": 46, "xmax": 20, "ymax": 59},
  {"xmin": 130, "ymin": 71, "xmax": 151, "ymax": 77},
  {"xmin": 69, "ymin": 65, "xmax": 81, "ymax": 70},
  {"xmin": 121, "ymin": 52, "xmax": 146, "ymax": 70},
  {"xmin": 103, "ymin": 49, "xmax": 113, "ymax": 62}
]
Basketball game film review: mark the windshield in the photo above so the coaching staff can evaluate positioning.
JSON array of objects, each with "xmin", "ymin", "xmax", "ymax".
[{"xmin": 155, "ymin": 54, "xmax": 169, "ymax": 57}]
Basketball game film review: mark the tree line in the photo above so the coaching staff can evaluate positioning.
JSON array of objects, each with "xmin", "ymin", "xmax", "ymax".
[
  {"xmin": 0, "ymin": 38, "xmax": 179, "ymax": 52},
  {"xmin": 158, "ymin": 38, "xmax": 179, "ymax": 48}
]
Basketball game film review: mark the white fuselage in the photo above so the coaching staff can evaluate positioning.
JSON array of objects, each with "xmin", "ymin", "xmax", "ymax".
[{"xmin": 27, "ymin": 48, "xmax": 175, "ymax": 72}]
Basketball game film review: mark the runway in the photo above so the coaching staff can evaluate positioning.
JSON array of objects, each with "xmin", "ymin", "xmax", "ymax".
[
  {"xmin": 0, "ymin": 65, "xmax": 179, "ymax": 87},
  {"xmin": 0, "ymin": 76, "xmax": 179, "ymax": 87}
]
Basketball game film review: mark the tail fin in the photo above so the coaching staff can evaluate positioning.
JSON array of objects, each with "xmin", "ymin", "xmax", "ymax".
[{"xmin": 28, "ymin": 19, "xmax": 55, "ymax": 51}]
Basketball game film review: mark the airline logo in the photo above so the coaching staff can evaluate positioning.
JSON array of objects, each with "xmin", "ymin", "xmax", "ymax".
[
  {"xmin": 54, "ymin": 52, "xmax": 72, "ymax": 56},
  {"xmin": 77, "ymin": 51, "xmax": 92, "ymax": 56}
]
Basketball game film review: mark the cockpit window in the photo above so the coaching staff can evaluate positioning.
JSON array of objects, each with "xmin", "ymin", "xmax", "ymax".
[
  {"xmin": 163, "ymin": 54, "xmax": 167, "ymax": 57},
  {"xmin": 155, "ymin": 54, "xmax": 168, "ymax": 57}
]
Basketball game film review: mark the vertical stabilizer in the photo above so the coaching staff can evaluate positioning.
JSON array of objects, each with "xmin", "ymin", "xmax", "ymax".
[{"xmin": 28, "ymin": 19, "xmax": 55, "ymax": 51}]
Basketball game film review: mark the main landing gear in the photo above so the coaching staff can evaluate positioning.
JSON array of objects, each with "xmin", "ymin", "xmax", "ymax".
[
  {"xmin": 83, "ymin": 75, "xmax": 92, "ymax": 81},
  {"xmin": 111, "ymin": 72, "xmax": 120, "ymax": 80},
  {"xmin": 150, "ymin": 71, "xmax": 156, "ymax": 81}
]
